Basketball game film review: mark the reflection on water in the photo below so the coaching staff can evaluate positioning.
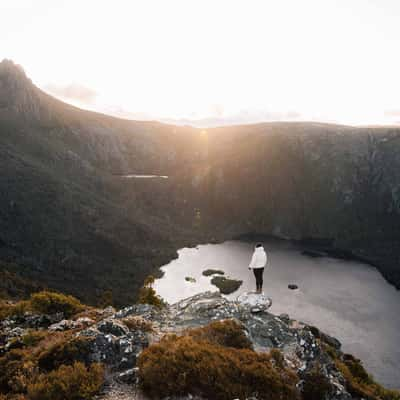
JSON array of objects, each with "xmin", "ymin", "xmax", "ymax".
[
  {"xmin": 121, "ymin": 174, "xmax": 168, "ymax": 179},
  {"xmin": 154, "ymin": 240, "xmax": 400, "ymax": 389}
]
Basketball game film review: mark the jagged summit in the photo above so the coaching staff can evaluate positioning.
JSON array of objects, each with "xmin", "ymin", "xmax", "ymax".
[
  {"xmin": 0, "ymin": 59, "xmax": 42, "ymax": 119},
  {"xmin": 0, "ymin": 59, "xmax": 29, "ymax": 80}
]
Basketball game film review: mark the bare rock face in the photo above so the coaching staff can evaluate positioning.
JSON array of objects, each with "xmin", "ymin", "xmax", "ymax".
[{"xmin": 236, "ymin": 291, "xmax": 272, "ymax": 313}]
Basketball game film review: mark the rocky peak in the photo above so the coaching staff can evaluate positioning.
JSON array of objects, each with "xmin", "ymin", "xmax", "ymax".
[
  {"xmin": 0, "ymin": 59, "xmax": 31, "ymax": 85},
  {"xmin": 0, "ymin": 58, "xmax": 46, "ymax": 121}
]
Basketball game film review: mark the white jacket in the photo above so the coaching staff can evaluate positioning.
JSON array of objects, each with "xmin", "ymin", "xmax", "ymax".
[{"xmin": 248, "ymin": 246, "xmax": 267, "ymax": 269}]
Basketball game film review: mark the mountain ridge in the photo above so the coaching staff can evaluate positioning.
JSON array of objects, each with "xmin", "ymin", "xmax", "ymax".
[{"xmin": 1, "ymin": 59, "xmax": 400, "ymax": 307}]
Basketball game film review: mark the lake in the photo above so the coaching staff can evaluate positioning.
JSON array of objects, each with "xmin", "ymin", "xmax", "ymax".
[{"xmin": 154, "ymin": 239, "xmax": 400, "ymax": 389}]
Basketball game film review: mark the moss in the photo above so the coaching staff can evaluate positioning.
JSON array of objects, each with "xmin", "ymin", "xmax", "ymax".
[
  {"xmin": 27, "ymin": 362, "xmax": 104, "ymax": 400},
  {"xmin": 37, "ymin": 337, "xmax": 92, "ymax": 371},
  {"xmin": 30, "ymin": 291, "xmax": 84, "ymax": 318},
  {"xmin": 138, "ymin": 321, "xmax": 299, "ymax": 400},
  {"xmin": 202, "ymin": 269, "xmax": 225, "ymax": 276},
  {"xmin": 210, "ymin": 276, "xmax": 242, "ymax": 294}
]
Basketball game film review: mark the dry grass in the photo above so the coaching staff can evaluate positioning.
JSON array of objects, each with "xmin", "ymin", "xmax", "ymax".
[
  {"xmin": 122, "ymin": 316, "xmax": 153, "ymax": 332},
  {"xmin": 138, "ymin": 320, "xmax": 299, "ymax": 400}
]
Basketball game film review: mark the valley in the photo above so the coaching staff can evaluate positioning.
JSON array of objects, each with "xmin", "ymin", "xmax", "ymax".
[{"xmin": 1, "ymin": 59, "xmax": 400, "ymax": 308}]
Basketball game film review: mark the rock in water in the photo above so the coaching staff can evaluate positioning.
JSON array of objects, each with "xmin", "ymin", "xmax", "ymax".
[{"xmin": 236, "ymin": 291, "xmax": 272, "ymax": 313}]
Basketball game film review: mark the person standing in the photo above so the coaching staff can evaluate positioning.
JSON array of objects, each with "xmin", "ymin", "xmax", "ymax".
[{"xmin": 248, "ymin": 243, "xmax": 268, "ymax": 293}]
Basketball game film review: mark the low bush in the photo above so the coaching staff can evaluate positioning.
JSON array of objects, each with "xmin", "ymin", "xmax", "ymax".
[
  {"xmin": 137, "ymin": 276, "xmax": 165, "ymax": 309},
  {"xmin": 30, "ymin": 291, "xmax": 84, "ymax": 318},
  {"xmin": 37, "ymin": 336, "xmax": 92, "ymax": 371},
  {"xmin": 21, "ymin": 331, "xmax": 47, "ymax": 348},
  {"xmin": 0, "ymin": 350, "xmax": 29, "ymax": 393},
  {"xmin": 301, "ymin": 364, "xmax": 331, "ymax": 400},
  {"xmin": 0, "ymin": 300, "xmax": 31, "ymax": 320},
  {"xmin": 335, "ymin": 356, "xmax": 400, "ymax": 400},
  {"xmin": 27, "ymin": 362, "xmax": 104, "ymax": 400},
  {"xmin": 187, "ymin": 319, "xmax": 252, "ymax": 349},
  {"xmin": 138, "ymin": 321, "xmax": 299, "ymax": 400},
  {"xmin": 270, "ymin": 348, "xmax": 285, "ymax": 369}
]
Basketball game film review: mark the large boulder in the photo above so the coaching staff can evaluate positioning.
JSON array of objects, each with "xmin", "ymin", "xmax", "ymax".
[{"xmin": 236, "ymin": 291, "xmax": 272, "ymax": 313}]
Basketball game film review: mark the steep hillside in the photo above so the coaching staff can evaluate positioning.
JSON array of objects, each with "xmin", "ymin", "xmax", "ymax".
[
  {"xmin": 0, "ymin": 60, "xmax": 200, "ymax": 306},
  {"xmin": 1, "ymin": 59, "xmax": 400, "ymax": 306}
]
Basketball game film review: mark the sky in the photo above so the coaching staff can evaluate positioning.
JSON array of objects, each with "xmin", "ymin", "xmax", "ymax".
[{"xmin": 1, "ymin": 0, "xmax": 400, "ymax": 126}]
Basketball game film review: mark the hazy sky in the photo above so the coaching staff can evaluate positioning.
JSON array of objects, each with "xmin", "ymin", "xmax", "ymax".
[{"xmin": 1, "ymin": 0, "xmax": 400, "ymax": 126}]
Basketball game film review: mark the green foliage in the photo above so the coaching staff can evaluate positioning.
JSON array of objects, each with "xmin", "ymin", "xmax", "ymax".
[
  {"xmin": 37, "ymin": 337, "xmax": 92, "ymax": 371},
  {"xmin": 30, "ymin": 291, "xmax": 84, "ymax": 318},
  {"xmin": 138, "ymin": 321, "xmax": 299, "ymax": 400},
  {"xmin": 301, "ymin": 364, "xmax": 331, "ymax": 400},
  {"xmin": 187, "ymin": 319, "xmax": 252, "ymax": 350},
  {"xmin": 137, "ymin": 275, "xmax": 166, "ymax": 309},
  {"xmin": 210, "ymin": 276, "xmax": 242, "ymax": 294},
  {"xmin": 202, "ymin": 269, "xmax": 225, "ymax": 276},
  {"xmin": 27, "ymin": 362, "xmax": 104, "ymax": 400}
]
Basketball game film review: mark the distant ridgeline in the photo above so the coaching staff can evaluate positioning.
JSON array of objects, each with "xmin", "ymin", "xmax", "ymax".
[{"xmin": 1, "ymin": 59, "xmax": 400, "ymax": 305}]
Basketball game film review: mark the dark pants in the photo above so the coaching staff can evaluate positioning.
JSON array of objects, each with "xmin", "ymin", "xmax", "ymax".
[{"xmin": 253, "ymin": 268, "xmax": 264, "ymax": 291}]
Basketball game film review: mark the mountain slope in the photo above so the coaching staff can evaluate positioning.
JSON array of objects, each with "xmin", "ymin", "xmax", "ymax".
[
  {"xmin": 0, "ymin": 60, "xmax": 201, "ymax": 305},
  {"xmin": 1, "ymin": 59, "xmax": 400, "ymax": 306}
]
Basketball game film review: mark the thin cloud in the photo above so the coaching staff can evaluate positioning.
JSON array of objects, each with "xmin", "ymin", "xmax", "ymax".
[
  {"xmin": 43, "ymin": 83, "xmax": 98, "ymax": 104},
  {"xmin": 384, "ymin": 110, "xmax": 400, "ymax": 117}
]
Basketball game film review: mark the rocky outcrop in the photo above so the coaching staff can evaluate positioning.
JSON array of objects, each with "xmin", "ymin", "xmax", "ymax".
[
  {"xmin": 1, "ymin": 291, "xmax": 396, "ymax": 399},
  {"xmin": 93, "ymin": 291, "xmax": 353, "ymax": 399}
]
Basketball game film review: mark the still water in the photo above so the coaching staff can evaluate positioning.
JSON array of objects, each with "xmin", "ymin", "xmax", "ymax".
[{"xmin": 154, "ymin": 240, "xmax": 400, "ymax": 389}]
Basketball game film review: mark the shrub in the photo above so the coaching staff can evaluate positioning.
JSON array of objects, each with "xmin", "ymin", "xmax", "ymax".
[
  {"xmin": 0, "ymin": 300, "xmax": 31, "ymax": 319},
  {"xmin": 27, "ymin": 362, "xmax": 104, "ymax": 400},
  {"xmin": 30, "ymin": 291, "xmax": 84, "ymax": 318},
  {"xmin": 301, "ymin": 364, "xmax": 331, "ymax": 400},
  {"xmin": 138, "ymin": 329, "xmax": 299, "ymax": 400},
  {"xmin": 270, "ymin": 348, "xmax": 285, "ymax": 369},
  {"xmin": 137, "ymin": 276, "xmax": 165, "ymax": 309},
  {"xmin": 335, "ymin": 356, "xmax": 400, "ymax": 400},
  {"xmin": 0, "ymin": 349, "xmax": 29, "ymax": 393},
  {"xmin": 37, "ymin": 337, "xmax": 92, "ymax": 371},
  {"xmin": 122, "ymin": 316, "xmax": 153, "ymax": 332},
  {"xmin": 21, "ymin": 331, "xmax": 47, "ymax": 348},
  {"xmin": 187, "ymin": 319, "xmax": 252, "ymax": 349}
]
